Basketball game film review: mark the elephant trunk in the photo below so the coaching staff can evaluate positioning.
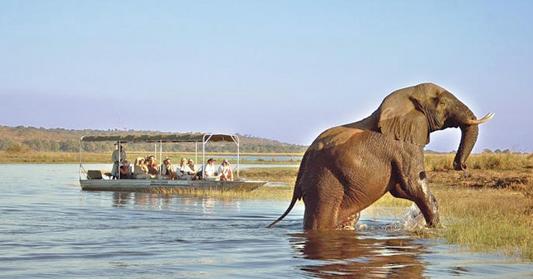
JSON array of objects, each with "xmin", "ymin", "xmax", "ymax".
[{"xmin": 452, "ymin": 106, "xmax": 479, "ymax": 171}]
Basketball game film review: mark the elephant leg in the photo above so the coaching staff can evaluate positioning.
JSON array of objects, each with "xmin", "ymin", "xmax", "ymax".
[
  {"xmin": 390, "ymin": 171, "xmax": 439, "ymax": 227},
  {"xmin": 303, "ymin": 197, "xmax": 342, "ymax": 230},
  {"xmin": 303, "ymin": 168, "xmax": 344, "ymax": 230}
]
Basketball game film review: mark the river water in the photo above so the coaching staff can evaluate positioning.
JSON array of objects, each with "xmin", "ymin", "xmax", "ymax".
[{"xmin": 0, "ymin": 164, "xmax": 531, "ymax": 278}]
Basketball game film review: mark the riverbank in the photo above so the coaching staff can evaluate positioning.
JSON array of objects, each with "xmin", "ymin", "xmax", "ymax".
[
  {"xmin": 1, "ymin": 150, "xmax": 529, "ymax": 167},
  {"xmin": 3, "ymin": 151, "xmax": 532, "ymax": 259},
  {"xmin": 154, "ymin": 162, "xmax": 533, "ymax": 261},
  {"xmin": 0, "ymin": 151, "xmax": 303, "ymax": 164}
]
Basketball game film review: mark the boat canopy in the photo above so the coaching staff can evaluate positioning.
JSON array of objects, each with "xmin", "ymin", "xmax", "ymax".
[{"xmin": 80, "ymin": 133, "xmax": 237, "ymax": 143}]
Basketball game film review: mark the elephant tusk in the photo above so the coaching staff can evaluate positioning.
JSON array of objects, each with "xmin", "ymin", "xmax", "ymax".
[{"xmin": 467, "ymin": 113, "xmax": 495, "ymax": 125}]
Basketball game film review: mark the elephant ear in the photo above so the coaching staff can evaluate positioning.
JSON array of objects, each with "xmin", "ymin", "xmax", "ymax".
[{"xmin": 377, "ymin": 90, "xmax": 430, "ymax": 146}]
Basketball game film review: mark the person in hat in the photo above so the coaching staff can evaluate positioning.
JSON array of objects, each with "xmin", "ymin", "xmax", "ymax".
[{"xmin": 218, "ymin": 159, "xmax": 233, "ymax": 181}]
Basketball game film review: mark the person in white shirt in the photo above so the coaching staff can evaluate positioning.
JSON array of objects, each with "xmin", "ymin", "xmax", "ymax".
[
  {"xmin": 177, "ymin": 158, "xmax": 195, "ymax": 180},
  {"xmin": 218, "ymin": 159, "xmax": 234, "ymax": 181},
  {"xmin": 187, "ymin": 159, "xmax": 196, "ymax": 173},
  {"xmin": 201, "ymin": 158, "xmax": 218, "ymax": 179},
  {"xmin": 177, "ymin": 158, "xmax": 192, "ymax": 174}
]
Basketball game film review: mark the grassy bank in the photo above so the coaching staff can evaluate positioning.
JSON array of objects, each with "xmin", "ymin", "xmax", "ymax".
[
  {"xmin": 0, "ymin": 151, "xmax": 302, "ymax": 164},
  {"xmin": 150, "ymin": 168, "xmax": 298, "ymax": 200},
  {"xmin": 1, "ymin": 150, "xmax": 529, "ymax": 167},
  {"xmin": 435, "ymin": 186, "xmax": 533, "ymax": 260},
  {"xmin": 3, "ymin": 150, "xmax": 532, "ymax": 259},
  {"xmin": 151, "ymin": 152, "xmax": 533, "ymax": 260}
]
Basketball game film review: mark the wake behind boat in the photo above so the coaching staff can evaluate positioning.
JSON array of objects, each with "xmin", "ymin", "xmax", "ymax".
[{"xmin": 78, "ymin": 133, "xmax": 267, "ymax": 192}]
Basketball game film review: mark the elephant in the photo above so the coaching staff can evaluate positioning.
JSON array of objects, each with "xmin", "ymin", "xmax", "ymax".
[{"xmin": 268, "ymin": 83, "xmax": 493, "ymax": 230}]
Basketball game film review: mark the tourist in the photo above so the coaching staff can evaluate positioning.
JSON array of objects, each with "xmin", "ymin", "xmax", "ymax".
[
  {"xmin": 198, "ymin": 158, "xmax": 217, "ymax": 180},
  {"xmin": 178, "ymin": 158, "xmax": 195, "ymax": 175},
  {"xmin": 111, "ymin": 144, "xmax": 127, "ymax": 179},
  {"xmin": 177, "ymin": 158, "xmax": 188, "ymax": 174},
  {"xmin": 187, "ymin": 159, "xmax": 196, "ymax": 173},
  {"xmin": 119, "ymin": 160, "xmax": 132, "ymax": 179},
  {"xmin": 146, "ymin": 155, "xmax": 159, "ymax": 176},
  {"xmin": 133, "ymin": 157, "xmax": 150, "ymax": 179},
  {"xmin": 175, "ymin": 158, "xmax": 193, "ymax": 180},
  {"xmin": 218, "ymin": 159, "xmax": 233, "ymax": 181},
  {"xmin": 161, "ymin": 158, "xmax": 177, "ymax": 180}
]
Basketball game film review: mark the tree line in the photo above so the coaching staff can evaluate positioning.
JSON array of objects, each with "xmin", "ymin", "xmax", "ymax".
[{"xmin": 0, "ymin": 126, "xmax": 307, "ymax": 153}]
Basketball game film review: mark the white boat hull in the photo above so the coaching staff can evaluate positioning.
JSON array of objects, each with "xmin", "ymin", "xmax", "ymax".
[{"xmin": 79, "ymin": 179, "xmax": 266, "ymax": 192}]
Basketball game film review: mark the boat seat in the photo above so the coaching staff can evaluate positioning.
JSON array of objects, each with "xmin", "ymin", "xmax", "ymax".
[{"xmin": 87, "ymin": 170, "xmax": 103, "ymax": 180}]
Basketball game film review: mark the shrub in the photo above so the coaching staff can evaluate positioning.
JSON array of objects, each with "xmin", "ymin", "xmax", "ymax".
[{"xmin": 5, "ymin": 143, "xmax": 30, "ymax": 153}]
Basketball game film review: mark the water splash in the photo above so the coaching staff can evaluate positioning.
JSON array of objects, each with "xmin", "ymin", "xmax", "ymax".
[
  {"xmin": 370, "ymin": 204, "xmax": 427, "ymax": 232},
  {"xmin": 401, "ymin": 203, "xmax": 427, "ymax": 231}
]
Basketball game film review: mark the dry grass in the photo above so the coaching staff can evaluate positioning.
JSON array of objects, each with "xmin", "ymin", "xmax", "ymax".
[
  {"xmin": 425, "ymin": 153, "xmax": 533, "ymax": 171},
  {"xmin": 0, "ymin": 151, "xmax": 107, "ymax": 163},
  {"xmin": 240, "ymin": 168, "xmax": 298, "ymax": 185},
  {"xmin": 0, "ymin": 151, "xmax": 301, "ymax": 164},
  {"xmin": 148, "ymin": 168, "xmax": 298, "ymax": 200},
  {"xmin": 433, "ymin": 186, "xmax": 533, "ymax": 259},
  {"xmin": 370, "ymin": 167, "xmax": 533, "ymax": 260},
  {"xmin": 151, "ymin": 186, "xmax": 294, "ymax": 200},
  {"xmin": 2, "ymin": 150, "xmax": 531, "ymax": 170}
]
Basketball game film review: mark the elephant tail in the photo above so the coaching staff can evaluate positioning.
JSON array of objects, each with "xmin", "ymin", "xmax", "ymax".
[
  {"xmin": 267, "ymin": 163, "xmax": 305, "ymax": 228},
  {"xmin": 267, "ymin": 150, "xmax": 309, "ymax": 228},
  {"xmin": 266, "ymin": 191, "xmax": 299, "ymax": 228}
]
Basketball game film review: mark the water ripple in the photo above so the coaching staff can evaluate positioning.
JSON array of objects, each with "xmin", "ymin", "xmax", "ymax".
[{"xmin": 0, "ymin": 164, "xmax": 532, "ymax": 278}]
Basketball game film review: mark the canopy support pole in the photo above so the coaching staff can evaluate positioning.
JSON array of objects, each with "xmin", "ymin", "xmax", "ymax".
[
  {"xmin": 159, "ymin": 140, "xmax": 163, "ymax": 174},
  {"xmin": 202, "ymin": 136, "xmax": 206, "ymax": 178},
  {"xmin": 118, "ymin": 141, "xmax": 121, "ymax": 180},
  {"xmin": 79, "ymin": 138, "xmax": 82, "ymax": 180},
  {"xmin": 237, "ymin": 138, "xmax": 240, "ymax": 178},
  {"xmin": 202, "ymin": 134, "xmax": 214, "ymax": 179}
]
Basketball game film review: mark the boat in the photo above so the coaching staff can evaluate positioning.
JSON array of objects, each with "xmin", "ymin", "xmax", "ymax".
[{"xmin": 78, "ymin": 133, "xmax": 267, "ymax": 192}]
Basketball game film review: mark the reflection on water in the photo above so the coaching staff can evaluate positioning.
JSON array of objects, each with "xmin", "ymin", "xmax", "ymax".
[
  {"xmin": 0, "ymin": 164, "xmax": 532, "ymax": 279},
  {"xmin": 111, "ymin": 192, "xmax": 239, "ymax": 215},
  {"xmin": 291, "ymin": 230, "xmax": 426, "ymax": 278}
]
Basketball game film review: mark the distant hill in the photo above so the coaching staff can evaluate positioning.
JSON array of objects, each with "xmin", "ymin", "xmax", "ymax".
[{"xmin": 0, "ymin": 125, "xmax": 307, "ymax": 153}]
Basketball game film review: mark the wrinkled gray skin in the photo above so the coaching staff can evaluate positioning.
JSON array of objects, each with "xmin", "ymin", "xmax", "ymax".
[
  {"xmin": 346, "ymin": 82, "xmax": 480, "ymax": 171},
  {"xmin": 269, "ymin": 83, "xmax": 488, "ymax": 230}
]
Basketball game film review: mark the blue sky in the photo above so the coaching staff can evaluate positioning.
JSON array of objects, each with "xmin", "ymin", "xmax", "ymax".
[{"xmin": 1, "ymin": 1, "xmax": 532, "ymax": 151}]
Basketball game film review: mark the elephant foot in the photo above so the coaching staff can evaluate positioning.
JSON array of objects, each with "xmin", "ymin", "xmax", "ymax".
[{"xmin": 337, "ymin": 213, "xmax": 360, "ymax": 230}]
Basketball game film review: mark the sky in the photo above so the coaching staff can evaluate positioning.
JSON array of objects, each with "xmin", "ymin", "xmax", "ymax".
[{"xmin": 0, "ymin": 0, "xmax": 532, "ymax": 151}]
